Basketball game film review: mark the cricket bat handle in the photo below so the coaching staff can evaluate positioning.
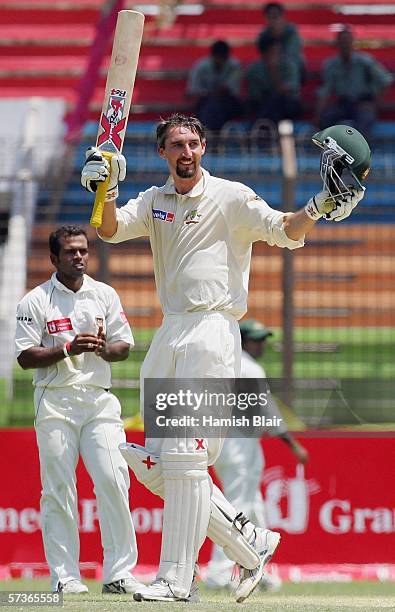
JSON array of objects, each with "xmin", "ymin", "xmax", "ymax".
[{"xmin": 90, "ymin": 151, "xmax": 114, "ymax": 228}]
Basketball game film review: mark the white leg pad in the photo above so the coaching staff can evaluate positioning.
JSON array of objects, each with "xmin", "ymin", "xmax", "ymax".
[
  {"xmin": 209, "ymin": 485, "xmax": 259, "ymax": 569},
  {"xmin": 119, "ymin": 443, "xmax": 164, "ymax": 496},
  {"xmin": 119, "ymin": 443, "xmax": 260, "ymax": 570},
  {"xmin": 159, "ymin": 451, "xmax": 210, "ymax": 599}
]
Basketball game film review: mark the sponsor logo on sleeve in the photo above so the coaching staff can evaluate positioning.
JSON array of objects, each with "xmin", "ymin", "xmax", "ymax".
[
  {"xmin": 47, "ymin": 318, "xmax": 73, "ymax": 334},
  {"xmin": 120, "ymin": 311, "xmax": 128, "ymax": 324},
  {"xmin": 152, "ymin": 209, "xmax": 174, "ymax": 222},
  {"xmin": 16, "ymin": 314, "xmax": 33, "ymax": 325}
]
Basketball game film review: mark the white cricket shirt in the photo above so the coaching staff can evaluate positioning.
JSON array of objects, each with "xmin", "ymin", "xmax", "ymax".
[
  {"xmin": 15, "ymin": 273, "xmax": 134, "ymax": 389},
  {"xmin": 102, "ymin": 168, "xmax": 304, "ymax": 319}
]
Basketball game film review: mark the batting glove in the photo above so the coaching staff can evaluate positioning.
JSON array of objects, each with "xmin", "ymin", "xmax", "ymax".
[
  {"xmin": 325, "ymin": 186, "xmax": 365, "ymax": 222},
  {"xmin": 304, "ymin": 189, "xmax": 336, "ymax": 221},
  {"xmin": 81, "ymin": 146, "xmax": 126, "ymax": 201}
]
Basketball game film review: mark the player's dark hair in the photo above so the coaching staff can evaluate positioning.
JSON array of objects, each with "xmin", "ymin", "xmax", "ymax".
[
  {"xmin": 49, "ymin": 226, "xmax": 88, "ymax": 257},
  {"xmin": 263, "ymin": 2, "xmax": 284, "ymax": 15},
  {"xmin": 337, "ymin": 25, "xmax": 353, "ymax": 41},
  {"xmin": 156, "ymin": 113, "xmax": 206, "ymax": 148},
  {"xmin": 211, "ymin": 40, "xmax": 230, "ymax": 58}
]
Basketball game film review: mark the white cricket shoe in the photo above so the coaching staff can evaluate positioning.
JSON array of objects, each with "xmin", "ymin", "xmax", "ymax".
[
  {"xmin": 57, "ymin": 580, "xmax": 89, "ymax": 594},
  {"xmin": 102, "ymin": 575, "xmax": 145, "ymax": 594},
  {"xmin": 235, "ymin": 528, "xmax": 281, "ymax": 603},
  {"xmin": 134, "ymin": 578, "xmax": 198, "ymax": 602}
]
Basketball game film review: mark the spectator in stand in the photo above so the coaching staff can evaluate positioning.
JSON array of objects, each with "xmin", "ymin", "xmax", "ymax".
[
  {"xmin": 315, "ymin": 26, "xmax": 393, "ymax": 136},
  {"xmin": 246, "ymin": 37, "xmax": 302, "ymax": 124},
  {"xmin": 257, "ymin": 2, "xmax": 305, "ymax": 82},
  {"xmin": 186, "ymin": 40, "xmax": 243, "ymax": 131}
]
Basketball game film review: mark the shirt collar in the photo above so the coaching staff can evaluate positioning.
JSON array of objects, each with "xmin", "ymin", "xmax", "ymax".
[
  {"xmin": 162, "ymin": 168, "xmax": 210, "ymax": 197},
  {"xmin": 51, "ymin": 272, "xmax": 95, "ymax": 294}
]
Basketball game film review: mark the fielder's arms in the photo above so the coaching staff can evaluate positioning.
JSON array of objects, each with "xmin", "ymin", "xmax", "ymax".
[
  {"xmin": 17, "ymin": 335, "xmax": 129, "ymax": 369},
  {"xmin": 99, "ymin": 341, "xmax": 130, "ymax": 361},
  {"xmin": 279, "ymin": 432, "xmax": 309, "ymax": 464}
]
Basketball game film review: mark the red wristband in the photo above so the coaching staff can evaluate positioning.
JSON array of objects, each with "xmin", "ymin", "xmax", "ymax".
[{"xmin": 63, "ymin": 342, "xmax": 72, "ymax": 358}]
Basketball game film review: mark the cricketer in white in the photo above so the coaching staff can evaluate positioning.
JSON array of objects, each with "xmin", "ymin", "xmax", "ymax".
[
  {"xmin": 81, "ymin": 114, "xmax": 364, "ymax": 603},
  {"xmin": 14, "ymin": 227, "xmax": 142, "ymax": 596}
]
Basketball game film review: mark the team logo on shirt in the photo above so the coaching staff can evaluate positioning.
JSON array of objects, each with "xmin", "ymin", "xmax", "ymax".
[
  {"xmin": 47, "ymin": 318, "xmax": 73, "ymax": 334},
  {"xmin": 184, "ymin": 209, "xmax": 202, "ymax": 225},
  {"xmin": 152, "ymin": 209, "xmax": 175, "ymax": 222}
]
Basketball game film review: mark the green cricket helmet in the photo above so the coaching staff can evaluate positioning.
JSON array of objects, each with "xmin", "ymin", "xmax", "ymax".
[{"xmin": 312, "ymin": 125, "xmax": 371, "ymax": 200}]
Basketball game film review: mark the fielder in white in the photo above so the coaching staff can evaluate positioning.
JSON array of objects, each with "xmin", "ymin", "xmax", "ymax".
[
  {"xmin": 81, "ymin": 116, "xmax": 366, "ymax": 603},
  {"xmin": 15, "ymin": 226, "xmax": 143, "ymax": 595},
  {"xmin": 206, "ymin": 318, "xmax": 308, "ymax": 590}
]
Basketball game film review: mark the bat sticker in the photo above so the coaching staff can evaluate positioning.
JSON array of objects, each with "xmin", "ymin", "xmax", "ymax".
[{"xmin": 97, "ymin": 88, "xmax": 128, "ymax": 151}]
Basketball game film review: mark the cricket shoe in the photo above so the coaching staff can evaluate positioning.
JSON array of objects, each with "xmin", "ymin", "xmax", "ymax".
[
  {"xmin": 234, "ymin": 528, "xmax": 281, "ymax": 603},
  {"xmin": 133, "ymin": 578, "xmax": 199, "ymax": 603},
  {"xmin": 102, "ymin": 575, "xmax": 145, "ymax": 594},
  {"xmin": 56, "ymin": 580, "xmax": 89, "ymax": 594}
]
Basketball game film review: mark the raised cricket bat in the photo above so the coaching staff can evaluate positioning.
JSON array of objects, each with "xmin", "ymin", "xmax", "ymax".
[{"xmin": 90, "ymin": 10, "xmax": 145, "ymax": 227}]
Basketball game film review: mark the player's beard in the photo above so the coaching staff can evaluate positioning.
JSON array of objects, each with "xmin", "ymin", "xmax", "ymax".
[{"xmin": 176, "ymin": 160, "xmax": 196, "ymax": 178}]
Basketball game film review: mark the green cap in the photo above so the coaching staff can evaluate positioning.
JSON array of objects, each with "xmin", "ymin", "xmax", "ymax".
[{"xmin": 239, "ymin": 319, "xmax": 273, "ymax": 341}]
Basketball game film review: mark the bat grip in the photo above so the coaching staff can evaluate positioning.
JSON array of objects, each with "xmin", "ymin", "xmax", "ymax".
[{"xmin": 90, "ymin": 151, "xmax": 114, "ymax": 228}]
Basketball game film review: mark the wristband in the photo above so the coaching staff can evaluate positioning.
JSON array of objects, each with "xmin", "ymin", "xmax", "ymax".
[
  {"xmin": 304, "ymin": 197, "xmax": 323, "ymax": 221},
  {"xmin": 63, "ymin": 342, "xmax": 72, "ymax": 358},
  {"xmin": 105, "ymin": 186, "xmax": 118, "ymax": 202}
]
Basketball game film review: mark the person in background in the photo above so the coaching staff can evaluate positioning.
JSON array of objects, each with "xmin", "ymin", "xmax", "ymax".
[
  {"xmin": 256, "ymin": 2, "xmax": 305, "ymax": 82},
  {"xmin": 186, "ymin": 40, "xmax": 243, "ymax": 131},
  {"xmin": 14, "ymin": 226, "xmax": 142, "ymax": 596},
  {"xmin": 315, "ymin": 26, "xmax": 393, "ymax": 135},
  {"xmin": 246, "ymin": 37, "xmax": 302, "ymax": 124},
  {"xmin": 205, "ymin": 319, "xmax": 309, "ymax": 591}
]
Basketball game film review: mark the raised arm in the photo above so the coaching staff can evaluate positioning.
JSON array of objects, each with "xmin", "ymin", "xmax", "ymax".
[{"xmin": 81, "ymin": 147, "xmax": 126, "ymax": 236}]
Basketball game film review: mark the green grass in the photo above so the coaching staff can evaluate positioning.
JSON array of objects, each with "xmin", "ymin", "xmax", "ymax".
[
  {"xmin": 0, "ymin": 579, "xmax": 395, "ymax": 611},
  {"xmin": 1, "ymin": 327, "xmax": 394, "ymax": 427}
]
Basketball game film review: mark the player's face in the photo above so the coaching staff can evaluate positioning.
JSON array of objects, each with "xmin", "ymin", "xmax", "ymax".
[
  {"xmin": 51, "ymin": 235, "xmax": 89, "ymax": 280},
  {"xmin": 245, "ymin": 338, "xmax": 267, "ymax": 359},
  {"xmin": 158, "ymin": 126, "xmax": 206, "ymax": 180}
]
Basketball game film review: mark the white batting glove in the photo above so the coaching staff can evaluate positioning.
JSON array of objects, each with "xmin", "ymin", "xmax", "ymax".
[
  {"xmin": 304, "ymin": 189, "xmax": 336, "ymax": 221},
  {"xmin": 325, "ymin": 186, "xmax": 365, "ymax": 222},
  {"xmin": 81, "ymin": 146, "xmax": 126, "ymax": 201}
]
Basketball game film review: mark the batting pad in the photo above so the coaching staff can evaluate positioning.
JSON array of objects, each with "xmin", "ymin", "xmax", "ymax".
[
  {"xmin": 159, "ymin": 452, "xmax": 210, "ymax": 598},
  {"xmin": 119, "ymin": 443, "xmax": 260, "ymax": 570}
]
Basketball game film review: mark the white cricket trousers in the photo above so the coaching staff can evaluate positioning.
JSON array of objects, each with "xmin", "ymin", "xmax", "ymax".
[
  {"xmin": 141, "ymin": 311, "xmax": 242, "ymax": 463},
  {"xmin": 34, "ymin": 385, "xmax": 137, "ymax": 590}
]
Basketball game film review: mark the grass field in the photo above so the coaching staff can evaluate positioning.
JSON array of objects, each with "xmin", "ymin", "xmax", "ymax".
[
  {"xmin": 1, "ymin": 327, "xmax": 394, "ymax": 426},
  {"xmin": 1, "ymin": 579, "xmax": 395, "ymax": 611}
]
